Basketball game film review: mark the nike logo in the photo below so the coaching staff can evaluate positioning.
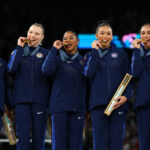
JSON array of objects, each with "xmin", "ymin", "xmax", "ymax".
[
  {"xmin": 37, "ymin": 112, "xmax": 44, "ymax": 115},
  {"xmin": 67, "ymin": 61, "xmax": 72, "ymax": 63},
  {"xmin": 118, "ymin": 112, "xmax": 124, "ymax": 115}
]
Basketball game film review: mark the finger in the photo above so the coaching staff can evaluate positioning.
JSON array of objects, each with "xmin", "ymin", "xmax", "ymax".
[
  {"xmin": 113, "ymin": 102, "xmax": 121, "ymax": 109},
  {"xmin": 137, "ymin": 40, "xmax": 142, "ymax": 44},
  {"xmin": 92, "ymin": 42, "xmax": 99, "ymax": 49},
  {"xmin": 62, "ymin": 42, "xmax": 68, "ymax": 46},
  {"xmin": 57, "ymin": 43, "xmax": 62, "ymax": 47},
  {"xmin": 54, "ymin": 41, "xmax": 62, "ymax": 47},
  {"xmin": 114, "ymin": 96, "xmax": 121, "ymax": 101},
  {"xmin": 96, "ymin": 42, "xmax": 101, "ymax": 47},
  {"xmin": 58, "ymin": 41, "xmax": 63, "ymax": 46},
  {"xmin": 113, "ymin": 104, "xmax": 120, "ymax": 110},
  {"xmin": 93, "ymin": 40, "xmax": 99, "ymax": 45},
  {"xmin": 20, "ymin": 37, "xmax": 27, "ymax": 42}
]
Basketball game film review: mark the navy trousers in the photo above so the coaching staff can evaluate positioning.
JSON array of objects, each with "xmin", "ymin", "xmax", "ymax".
[
  {"xmin": 91, "ymin": 106, "xmax": 126, "ymax": 150},
  {"xmin": 15, "ymin": 103, "xmax": 48, "ymax": 150},
  {"xmin": 136, "ymin": 106, "xmax": 150, "ymax": 150},
  {"xmin": 51, "ymin": 111, "xmax": 85, "ymax": 150}
]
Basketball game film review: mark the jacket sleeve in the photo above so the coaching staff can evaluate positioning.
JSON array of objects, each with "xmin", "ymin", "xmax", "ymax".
[
  {"xmin": 123, "ymin": 79, "xmax": 133, "ymax": 100},
  {"xmin": 131, "ymin": 48, "xmax": 143, "ymax": 78},
  {"xmin": 7, "ymin": 45, "xmax": 24, "ymax": 73},
  {"xmin": 4, "ymin": 73, "xmax": 14, "ymax": 110},
  {"xmin": 83, "ymin": 49, "xmax": 99, "ymax": 78},
  {"xmin": 121, "ymin": 50, "xmax": 133, "ymax": 100},
  {"xmin": 42, "ymin": 46, "xmax": 61, "ymax": 77}
]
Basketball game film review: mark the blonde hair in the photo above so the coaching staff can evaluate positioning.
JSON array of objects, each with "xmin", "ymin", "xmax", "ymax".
[{"xmin": 31, "ymin": 23, "xmax": 45, "ymax": 35}]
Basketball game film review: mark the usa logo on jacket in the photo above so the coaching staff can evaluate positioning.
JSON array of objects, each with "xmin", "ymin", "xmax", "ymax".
[
  {"xmin": 111, "ymin": 53, "xmax": 118, "ymax": 58},
  {"xmin": 36, "ymin": 53, "xmax": 43, "ymax": 58}
]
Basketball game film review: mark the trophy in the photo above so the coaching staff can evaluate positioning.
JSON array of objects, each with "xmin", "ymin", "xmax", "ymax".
[
  {"xmin": 104, "ymin": 73, "xmax": 132, "ymax": 116},
  {"xmin": 2, "ymin": 105, "xmax": 17, "ymax": 145}
]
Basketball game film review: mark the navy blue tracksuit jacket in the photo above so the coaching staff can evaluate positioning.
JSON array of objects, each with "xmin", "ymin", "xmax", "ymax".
[
  {"xmin": 83, "ymin": 45, "xmax": 132, "ymax": 110},
  {"xmin": 131, "ymin": 47, "xmax": 150, "ymax": 109},
  {"xmin": 7, "ymin": 45, "xmax": 50, "ymax": 107},
  {"xmin": 42, "ymin": 47, "xmax": 86, "ymax": 114}
]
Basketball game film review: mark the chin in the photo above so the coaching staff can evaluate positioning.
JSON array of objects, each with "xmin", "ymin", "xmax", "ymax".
[
  {"xmin": 65, "ymin": 48, "xmax": 72, "ymax": 52},
  {"xmin": 29, "ymin": 43, "xmax": 38, "ymax": 47}
]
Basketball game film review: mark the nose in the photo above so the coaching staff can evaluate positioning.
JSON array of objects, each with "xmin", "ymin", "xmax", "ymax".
[
  {"xmin": 66, "ymin": 38, "xmax": 69, "ymax": 42},
  {"xmin": 29, "ymin": 33, "xmax": 36, "ymax": 38},
  {"xmin": 102, "ymin": 34, "xmax": 108, "ymax": 38}
]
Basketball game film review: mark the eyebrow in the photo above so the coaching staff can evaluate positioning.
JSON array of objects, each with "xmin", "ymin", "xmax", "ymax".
[
  {"xmin": 99, "ymin": 31, "xmax": 112, "ymax": 34},
  {"xmin": 99, "ymin": 30, "xmax": 112, "ymax": 32},
  {"xmin": 141, "ymin": 30, "xmax": 150, "ymax": 32},
  {"xmin": 64, "ymin": 36, "xmax": 75, "ymax": 38}
]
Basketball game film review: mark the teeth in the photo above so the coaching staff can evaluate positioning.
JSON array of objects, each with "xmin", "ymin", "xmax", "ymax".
[
  {"xmin": 63, "ymin": 43, "xmax": 68, "ymax": 45},
  {"xmin": 63, "ymin": 43, "xmax": 71, "ymax": 46},
  {"xmin": 100, "ymin": 40, "xmax": 107, "ymax": 43}
]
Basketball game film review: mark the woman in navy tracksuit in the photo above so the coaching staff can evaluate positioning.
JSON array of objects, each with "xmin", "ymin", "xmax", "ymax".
[
  {"xmin": 0, "ymin": 58, "xmax": 6, "ymax": 130},
  {"xmin": 131, "ymin": 23, "xmax": 150, "ymax": 150},
  {"xmin": 7, "ymin": 23, "xmax": 50, "ymax": 150},
  {"xmin": 83, "ymin": 22, "xmax": 132, "ymax": 150},
  {"xmin": 42, "ymin": 31, "xmax": 86, "ymax": 150}
]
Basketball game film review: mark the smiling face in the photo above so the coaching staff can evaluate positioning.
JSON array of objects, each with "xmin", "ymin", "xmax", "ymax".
[
  {"xmin": 63, "ymin": 31, "xmax": 79, "ymax": 54},
  {"xmin": 140, "ymin": 24, "xmax": 150, "ymax": 49},
  {"xmin": 96, "ymin": 25, "xmax": 113, "ymax": 49},
  {"xmin": 27, "ymin": 24, "xmax": 44, "ymax": 47}
]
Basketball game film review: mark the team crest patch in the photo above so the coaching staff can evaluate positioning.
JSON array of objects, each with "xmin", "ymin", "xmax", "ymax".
[
  {"xmin": 111, "ymin": 53, "xmax": 118, "ymax": 58},
  {"xmin": 36, "ymin": 53, "xmax": 43, "ymax": 58}
]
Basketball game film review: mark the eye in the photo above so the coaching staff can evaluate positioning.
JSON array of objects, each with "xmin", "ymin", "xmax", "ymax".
[
  {"xmin": 99, "ymin": 32, "xmax": 104, "ymax": 35},
  {"xmin": 141, "ymin": 32, "xmax": 145, "ymax": 35},
  {"xmin": 107, "ymin": 32, "xmax": 112, "ymax": 35},
  {"xmin": 70, "ymin": 37, "xmax": 74, "ymax": 39},
  {"xmin": 35, "ymin": 32, "xmax": 40, "ymax": 36},
  {"xmin": 29, "ymin": 31, "xmax": 32, "ymax": 34}
]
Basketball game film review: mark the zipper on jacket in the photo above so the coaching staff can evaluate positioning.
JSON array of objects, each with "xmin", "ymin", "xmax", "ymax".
[
  {"xmin": 31, "ymin": 58, "xmax": 34, "ymax": 102},
  {"xmin": 107, "ymin": 63, "xmax": 111, "ymax": 94}
]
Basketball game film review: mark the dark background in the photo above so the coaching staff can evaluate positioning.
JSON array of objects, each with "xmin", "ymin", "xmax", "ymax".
[
  {"xmin": 0, "ymin": 1, "xmax": 149, "ymax": 149},
  {"xmin": 0, "ymin": 1, "xmax": 150, "ymax": 60}
]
